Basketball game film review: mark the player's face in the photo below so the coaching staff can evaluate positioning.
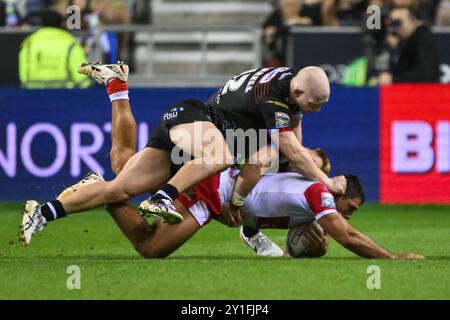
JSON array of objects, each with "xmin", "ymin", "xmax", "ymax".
[
  {"xmin": 335, "ymin": 197, "xmax": 362, "ymax": 220},
  {"xmin": 291, "ymin": 90, "xmax": 326, "ymax": 113}
]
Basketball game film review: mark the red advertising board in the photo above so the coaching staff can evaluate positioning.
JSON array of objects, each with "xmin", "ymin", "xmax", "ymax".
[{"xmin": 381, "ymin": 85, "xmax": 450, "ymax": 204}]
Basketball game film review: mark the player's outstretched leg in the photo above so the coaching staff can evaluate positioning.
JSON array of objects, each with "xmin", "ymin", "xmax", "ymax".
[
  {"xmin": 57, "ymin": 172, "xmax": 105, "ymax": 201},
  {"xmin": 19, "ymin": 61, "xmax": 177, "ymax": 245},
  {"xmin": 18, "ymin": 172, "xmax": 105, "ymax": 246}
]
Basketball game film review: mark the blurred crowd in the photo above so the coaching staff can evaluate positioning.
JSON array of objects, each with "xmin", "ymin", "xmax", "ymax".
[
  {"xmin": 263, "ymin": 0, "xmax": 445, "ymax": 84},
  {"xmin": 0, "ymin": 0, "xmax": 447, "ymax": 87},
  {"xmin": 263, "ymin": 0, "xmax": 450, "ymax": 30},
  {"xmin": 0, "ymin": 0, "xmax": 150, "ymax": 28},
  {"xmin": 0, "ymin": 0, "xmax": 150, "ymax": 88}
]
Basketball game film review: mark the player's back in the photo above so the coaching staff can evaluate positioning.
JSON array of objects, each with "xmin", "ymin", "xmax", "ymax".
[
  {"xmin": 219, "ymin": 170, "xmax": 336, "ymax": 229},
  {"xmin": 242, "ymin": 172, "xmax": 318, "ymax": 228}
]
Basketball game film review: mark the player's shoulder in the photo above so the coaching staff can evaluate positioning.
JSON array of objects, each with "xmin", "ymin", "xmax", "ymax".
[
  {"xmin": 303, "ymin": 182, "xmax": 336, "ymax": 214},
  {"xmin": 305, "ymin": 182, "xmax": 332, "ymax": 195},
  {"xmin": 260, "ymin": 67, "xmax": 295, "ymax": 84},
  {"xmin": 258, "ymin": 67, "xmax": 297, "ymax": 102}
]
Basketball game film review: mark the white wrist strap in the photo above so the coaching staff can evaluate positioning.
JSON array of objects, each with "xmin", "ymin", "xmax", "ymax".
[{"xmin": 231, "ymin": 191, "xmax": 246, "ymax": 207}]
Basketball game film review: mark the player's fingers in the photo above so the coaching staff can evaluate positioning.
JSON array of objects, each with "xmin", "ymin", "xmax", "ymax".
[
  {"xmin": 341, "ymin": 176, "xmax": 347, "ymax": 194},
  {"xmin": 221, "ymin": 210, "xmax": 235, "ymax": 227},
  {"xmin": 310, "ymin": 224, "xmax": 327, "ymax": 244},
  {"xmin": 408, "ymin": 253, "xmax": 426, "ymax": 260},
  {"xmin": 235, "ymin": 212, "xmax": 243, "ymax": 226},
  {"xmin": 226, "ymin": 215, "xmax": 236, "ymax": 227},
  {"xmin": 304, "ymin": 229, "xmax": 322, "ymax": 245}
]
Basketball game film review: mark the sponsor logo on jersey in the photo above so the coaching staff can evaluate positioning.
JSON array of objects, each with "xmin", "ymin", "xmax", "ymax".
[
  {"xmin": 278, "ymin": 72, "xmax": 293, "ymax": 81},
  {"xmin": 275, "ymin": 112, "xmax": 290, "ymax": 128},
  {"xmin": 321, "ymin": 192, "xmax": 336, "ymax": 208},
  {"xmin": 163, "ymin": 107, "xmax": 184, "ymax": 120},
  {"xmin": 260, "ymin": 67, "xmax": 290, "ymax": 84}
]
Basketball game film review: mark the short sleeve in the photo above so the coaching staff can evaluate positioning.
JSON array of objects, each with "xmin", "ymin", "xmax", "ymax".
[{"xmin": 303, "ymin": 183, "xmax": 338, "ymax": 220}]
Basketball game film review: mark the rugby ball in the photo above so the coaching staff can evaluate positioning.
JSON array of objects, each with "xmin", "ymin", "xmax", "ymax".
[{"xmin": 286, "ymin": 221, "xmax": 327, "ymax": 258}]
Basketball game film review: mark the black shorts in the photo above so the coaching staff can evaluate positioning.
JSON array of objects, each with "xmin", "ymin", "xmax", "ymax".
[
  {"xmin": 146, "ymin": 99, "xmax": 213, "ymax": 151},
  {"xmin": 146, "ymin": 99, "xmax": 213, "ymax": 175}
]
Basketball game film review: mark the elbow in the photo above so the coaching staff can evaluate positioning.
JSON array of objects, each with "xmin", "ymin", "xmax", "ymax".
[{"xmin": 136, "ymin": 245, "xmax": 170, "ymax": 259}]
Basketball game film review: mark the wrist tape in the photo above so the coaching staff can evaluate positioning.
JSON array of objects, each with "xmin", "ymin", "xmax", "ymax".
[{"xmin": 231, "ymin": 191, "xmax": 246, "ymax": 207}]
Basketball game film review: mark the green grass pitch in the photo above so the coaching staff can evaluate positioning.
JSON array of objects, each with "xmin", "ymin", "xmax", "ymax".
[{"xmin": 0, "ymin": 202, "xmax": 449, "ymax": 299}]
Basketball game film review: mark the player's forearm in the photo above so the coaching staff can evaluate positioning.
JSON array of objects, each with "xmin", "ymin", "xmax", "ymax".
[
  {"xmin": 341, "ymin": 232, "xmax": 394, "ymax": 259},
  {"xmin": 290, "ymin": 115, "xmax": 302, "ymax": 144},
  {"xmin": 293, "ymin": 124, "xmax": 302, "ymax": 144},
  {"xmin": 233, "ymin": 164, "xmax": 262, "ymax": 199},
  {"xmin": 279, "ymin": 133, "xmax": 329, "ymax": 183}
]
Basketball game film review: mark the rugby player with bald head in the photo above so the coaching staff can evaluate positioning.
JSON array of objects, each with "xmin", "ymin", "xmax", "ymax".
[
  {"xmin": 199, "ymin": 66, "xmax": 346, "ymax": 227},
  {"xmin": 143, "ymin": 66, "xmax": 346, "ymax": 224},
  {"xmin": 20, "ymin": 64, "xmax": 347, "ymax": 245}
]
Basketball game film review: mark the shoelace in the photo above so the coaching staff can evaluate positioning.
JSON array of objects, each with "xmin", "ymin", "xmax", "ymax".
[
  {"xmin": 152, "ymin": 199, "xmax": 174, "ymax": 211},
  {"xmin": 25, "ymin": 208, "xmax": 43, "ymax": 232},
  {"xmin": 255, "ymin": 235, "xmax": 271, "ymax": 252}
]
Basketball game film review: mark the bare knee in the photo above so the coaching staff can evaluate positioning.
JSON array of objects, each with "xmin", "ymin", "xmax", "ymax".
[
  {"xmin": 209, "ymin": 161, "xmax": 231, "ymax": 174},
  {"xmin": 136, "ymin": 244, "xmax": 169, "ymax": 259},
  {"xmin": 104, "ymin": 183, "xmax": 131, "ymax": 203},
  {"xmin": 195, "ymin": 162, "xmax": 230, "ymax": 178},
  {"xmin": 110, "ymin": 148, "xmax": 135, "ymax": 175}
]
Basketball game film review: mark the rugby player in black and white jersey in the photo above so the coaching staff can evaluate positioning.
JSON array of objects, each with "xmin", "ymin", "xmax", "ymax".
[
  {"xmin": 19, "ymin": 63, "xmax": 424, "ymax": 260},
  {"xmin": 20, "ymin": 62, "xmax": 345, "ymax": 245},
  {"xmin": 144, "ymin": 65, "xmax": 348, "ymax": 225}
]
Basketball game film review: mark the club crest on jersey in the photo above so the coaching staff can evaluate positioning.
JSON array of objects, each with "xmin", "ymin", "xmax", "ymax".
[
  {"xmin": 275, "ymin": 112, "xmax": 290, "ymax": 128},
  {"xmin": 321, "ymin": 192, "xmax": 335, "ymax": 208},
  {"xmin": 260, "ymin": 67, "xmax": 290, "ymax": 84}
]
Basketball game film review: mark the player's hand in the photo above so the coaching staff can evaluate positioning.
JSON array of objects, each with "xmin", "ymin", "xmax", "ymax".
[
  {"xmin": 220, "ymin": 202, "xmax": 243, "ymax": 227},
  {"xmin": 303, "ymin": 223, "xmax": 327, "ymax": 248},
  {"xmin": 326, "ymin": 176, "xmax": 347, "ymax": 195},
  {"xmin": 392, "ymin": 253, "xmax": 426, "ymax": 260}
]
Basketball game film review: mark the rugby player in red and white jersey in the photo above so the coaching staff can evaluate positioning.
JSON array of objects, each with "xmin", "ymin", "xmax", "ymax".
[
  {"xmin": 17, "ymin": 63, "xmax": 423, "ymax": 260},
  {"xmin": 20, "ymin": 62, "xmax": 347, "ymax": 243},
  {"xmin": 43, "ymin": 162, "xmax": 423, "ymax": 260},
  {"xmin": 19, "ymin": 63, "xmax": 422, "ymax": 260}
]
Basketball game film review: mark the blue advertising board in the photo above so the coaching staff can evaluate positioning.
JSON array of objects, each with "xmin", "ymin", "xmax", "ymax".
[{"xmin": 0, "ymin": 87, "xmax": 379, "ymax": 203}]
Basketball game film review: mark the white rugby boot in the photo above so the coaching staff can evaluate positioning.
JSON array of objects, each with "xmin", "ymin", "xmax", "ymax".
[
  {"xmin": 57, "ymin": 172, "xmax": 105, "ymax": 200},
  {"xmin": 240, "ymin": 226, "xmax": 284, "ymax": 257},
  {"xmin": 19, "ymin": 200, "xmax": 47, "ymax": 247},
  {"xmin": 78, "ymin": 61, "xmax": 129, "ymax": 86},
  {"xmin": 139, "ymin": 198, "xmax": 183, "ymax": 225}
]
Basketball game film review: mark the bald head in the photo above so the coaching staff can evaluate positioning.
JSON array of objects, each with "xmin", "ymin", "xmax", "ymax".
[{"xmin": 290, "ymin": 66, "xmax": 330, "ymax": 113}]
